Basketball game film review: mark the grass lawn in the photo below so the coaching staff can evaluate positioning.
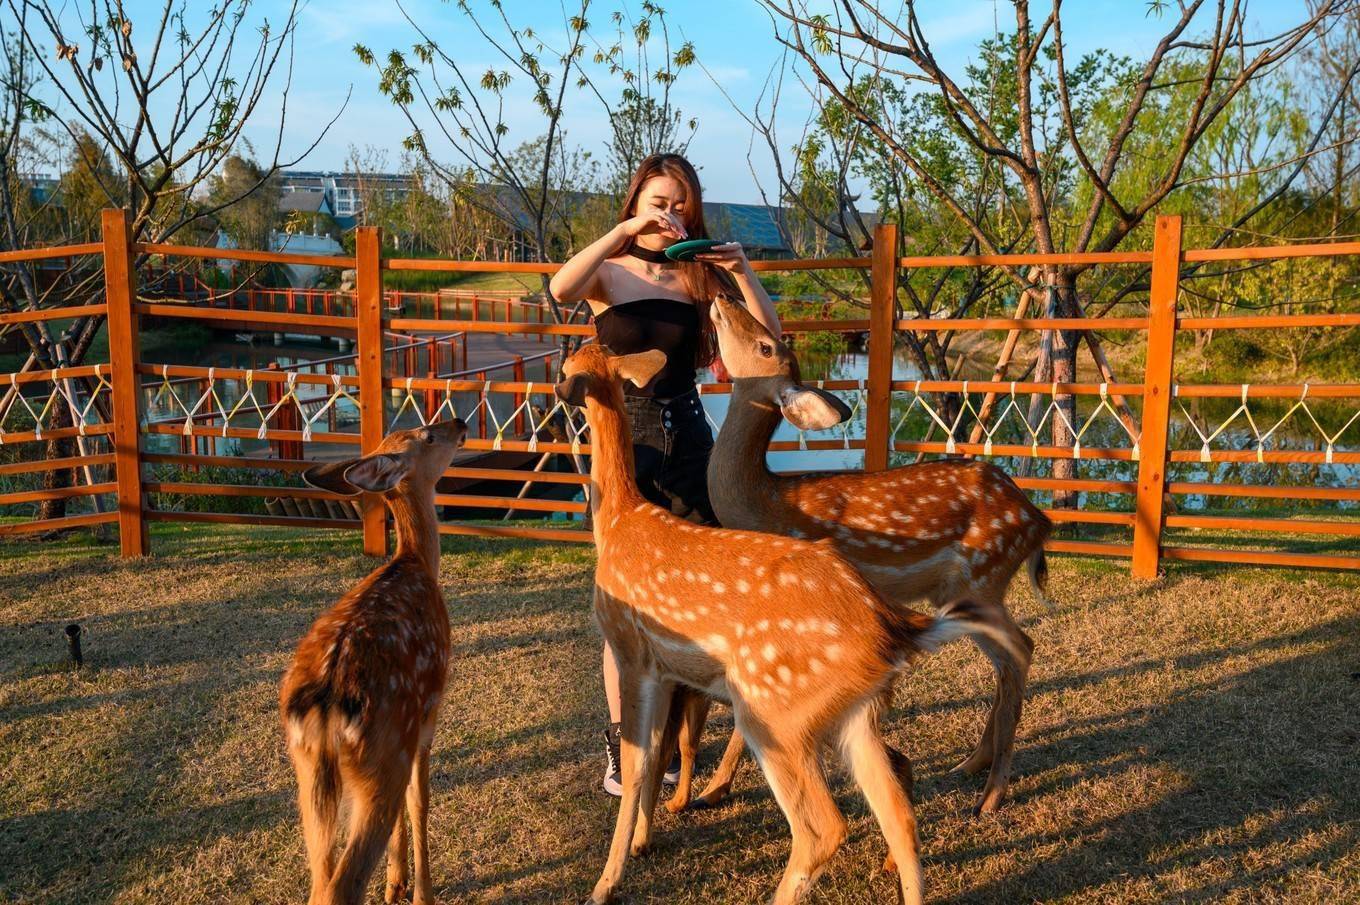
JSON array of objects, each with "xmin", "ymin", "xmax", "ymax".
[{"xmin": 2, "ymin": 524, "xmax": 1358, "ymax": 904}]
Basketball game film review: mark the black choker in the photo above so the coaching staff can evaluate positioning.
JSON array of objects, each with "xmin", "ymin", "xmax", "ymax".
[{"xmin": 626, "ymin": 243, "xmax": 672, "ymax": 265}]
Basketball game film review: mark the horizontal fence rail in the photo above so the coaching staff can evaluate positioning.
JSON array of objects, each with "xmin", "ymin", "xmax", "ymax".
[{"xmin": 1, "ymin": 210, "xmax": 1359, "ymax": 574}]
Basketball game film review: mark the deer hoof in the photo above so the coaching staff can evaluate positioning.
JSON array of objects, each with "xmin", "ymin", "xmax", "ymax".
[
  {"xmin": 972, "ymin": 787, "xmax": 1005, "ymax": 817},
  {"xmin": 384, "ymin": 880, "xmax": 410, "ymax": 903},
  {"xmin": 881, "ymin": 852, "xmax": 897, "ymax": 874}
]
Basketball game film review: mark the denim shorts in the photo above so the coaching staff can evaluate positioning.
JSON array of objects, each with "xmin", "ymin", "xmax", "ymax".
[{"xmin": 623, "ymin": 388, "xmax": 717, "ymax": 526}]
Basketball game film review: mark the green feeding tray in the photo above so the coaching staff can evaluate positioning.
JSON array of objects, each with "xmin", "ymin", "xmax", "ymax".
[{"xmin": 664, "ymin": 238, "xmax": 724, "ymax": 261}]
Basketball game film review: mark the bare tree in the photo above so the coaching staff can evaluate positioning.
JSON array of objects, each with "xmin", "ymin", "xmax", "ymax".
[
  {"xmin": 754, "ymin": 0, "xmax": 1360, "ymax": 502},
  {"xmin": 357, "ymin": 1, "xmax": 695, "ymax": 318},
  {"xmin": 0, "ymin": 0, "xmax": 341, "ymax": 522}
]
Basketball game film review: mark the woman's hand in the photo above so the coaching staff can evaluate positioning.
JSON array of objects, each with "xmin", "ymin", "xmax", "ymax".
[
  {"xmin": 620, "ymin": 208, "xmax": 688, "ymax": 241},
  {"xmin": 695, "ymin": 241, "xmax": 749, "ymax": 274}
]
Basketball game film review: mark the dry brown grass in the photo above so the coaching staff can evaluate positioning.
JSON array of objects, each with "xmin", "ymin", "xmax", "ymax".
[{"xmin": 2, "ymin": 525, "xmax": 1359, "ymax": 904}]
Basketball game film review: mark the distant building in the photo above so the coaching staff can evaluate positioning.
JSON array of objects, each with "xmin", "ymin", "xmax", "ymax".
[
  {"xmin": 22, "ymin": 173, "xmax": 60, "ymax": 206},
  {"xmin": 277, "ymin": 171, "xmax": 410, "ymax": 228}
]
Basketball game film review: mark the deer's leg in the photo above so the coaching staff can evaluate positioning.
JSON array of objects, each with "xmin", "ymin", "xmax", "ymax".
[
  {"xmin": 841, "ymin": 698, "xmax": 925, "ymax": 905},
  {"xmin": 290, "ymin": 744, "xmax": 340, "ymax": 905},
  {"xmin": 877, "ymin": 684, "xmax": 914, "ymax": 876},
  {"xmin": 972, "ymin": 611, "xmax": 1033, "ymax": 815},
  {"xmin": 691, "ymin": 726, "xmax": 746, "ymax": 809},
  {"xmin": 665, "ymin": 688, "xmax": 710, "ymax": 813},
  {"xmin": 741, "ymin": 711, "xmax": 846, "ymax": 905},
  {"xmin": 383, "ymin": 803, "xmax": 409, "ymax": 904},
  {"xmin": 326, "ymin": 762, "xmax": 409, "ymax": 905},
  {"xmin": 631, "ymin": 679, "xmax": 676, "ymax": 856},
  {"xmin": 589, "ymin": 671, "xmax": 664, "ymax": 904},
  {"xmin": 406, "ymin": 740, "xmax": 435, "ymax": 905}
]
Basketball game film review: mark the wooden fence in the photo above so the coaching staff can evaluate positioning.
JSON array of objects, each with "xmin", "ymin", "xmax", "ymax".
[{"xmin": 3, "ymin": 208, "xmax": 1360, "ymax": 577}]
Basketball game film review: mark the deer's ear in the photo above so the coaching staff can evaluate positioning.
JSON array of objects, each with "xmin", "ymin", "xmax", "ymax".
[
  {"xmin": 778, "ymin": 383, "xmax": 852, "ymax": 431},
  {"xmin": 555, "ymin": 373, "xmax": 595, "ymax": 407},
  {"xmin": 302, "ymin": 459, "xmax": 364, "ymax": 496},
  {"xmin": 342, "ymin": 453, "xmax": 409, "ymax": 494},
  {"xmin": 611, "ymin": 349, "xmax": 667, "ymax": 390}
]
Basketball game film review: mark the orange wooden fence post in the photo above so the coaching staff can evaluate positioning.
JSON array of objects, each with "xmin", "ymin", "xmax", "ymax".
[
  {"xmin": 1132, "ymin": 215, "xmax": 1183, "ymax": 578},
  {"xmin": 101, "ymin": 207, "xmax": 149, "ymax": 556},
  {"xmin": 355, "ymin": 226, "xmax": 388, "ymax": 557},
  {"xmin": 864, "ymin": 222, "xmax": 899, "ymax": 472}
]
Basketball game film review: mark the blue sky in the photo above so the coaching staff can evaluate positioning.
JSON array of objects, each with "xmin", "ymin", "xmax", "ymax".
[{"xmin": 36, "ymin": 1, "xmax": 1315, "ymax": 205}]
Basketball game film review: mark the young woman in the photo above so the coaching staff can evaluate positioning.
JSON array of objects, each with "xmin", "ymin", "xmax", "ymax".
[{"xmin": 549, "ymin": 153, "xmax": 780, "ymax": 795}]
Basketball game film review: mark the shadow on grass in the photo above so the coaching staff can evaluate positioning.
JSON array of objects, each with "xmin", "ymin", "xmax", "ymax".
[{"xmin": 927, "ymin": 615, "xmax": 1360, "ymax": 903}]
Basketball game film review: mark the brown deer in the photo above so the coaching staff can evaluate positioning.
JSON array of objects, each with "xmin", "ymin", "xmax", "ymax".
[
  {"xmin": 557, "ymin": 344, "xmax": 1024, "ymax": 905},
  {"xmin": 670, "ymin": 294, "xmax": 1051, "ymax": 817},
  {"xmin": 279, "ymin": 419, "xmax": 467, "ymax": 905}
]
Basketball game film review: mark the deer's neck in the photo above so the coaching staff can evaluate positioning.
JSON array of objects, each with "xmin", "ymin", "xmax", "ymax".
[
  {"xmin": 387, "ymin": 489, "xmax": 441, "ymax": 579},
  {"xmin": 709, "ymin": 378, "xmax": 783, "ymax": 524},
  {"xmin": 583, "ymin": 390, "xmax": 645, "ymax": 523}
]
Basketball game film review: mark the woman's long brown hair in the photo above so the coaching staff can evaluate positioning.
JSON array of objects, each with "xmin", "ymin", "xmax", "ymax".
[{"xmin": 617, "ymin": 153, "xmax": 737, "ymax": 368}]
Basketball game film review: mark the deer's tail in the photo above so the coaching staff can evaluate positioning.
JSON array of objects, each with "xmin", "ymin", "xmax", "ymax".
[
  {"xmin": 1027, "ymin": 547, "xmax": 1056, "ymax": 611},
  {"xmin": 890, "ymin": 599, "xmax": 1029, "ymax": 668}
]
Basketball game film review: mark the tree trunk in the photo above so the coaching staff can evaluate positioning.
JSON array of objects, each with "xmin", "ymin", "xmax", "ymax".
[
  {"xmin": 1049, "ymin": 270, "xmax": 1080, "ymax": 510},
  {"xmin": 35, "ymin": 398, "xmax": 74, "ymax": 521}
]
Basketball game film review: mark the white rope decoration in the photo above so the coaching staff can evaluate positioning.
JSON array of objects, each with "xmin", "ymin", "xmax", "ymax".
[
  {"xmin": 1176, "ymin": 382, "xmax": 1360, "ymax": 465},
  {"xmin": 0, "ymin": 365, "xmax": 112, "ymax": 444},
  {"xmin": 889, "ymin": 379, "xmax": 1142, "ymax": 459}
]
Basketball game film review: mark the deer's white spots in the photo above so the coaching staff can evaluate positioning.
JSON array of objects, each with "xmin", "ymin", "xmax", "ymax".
[
  {"xmin": 763, "ymin": 643, "xmax": 778, "ymax": 662},
  {"xmin": 735, "ymin": 579, "xmax": 750, "ymax": 593},
  {"xmin": 711, "ymin": 582, "xmax": 726, "ymax": 594},
  {"xmin": 756, "ymin": 620, "xmax": 770, "ymax": 632},
  {"xmin": 809, "ymin": 658, "xmax": 824, "ymax": 675},
  {"xmin": 825, "ymin": 644, "xmax": 843, "ymax": 663},
  {"xmin": 777, "ymin": 665, "xmax": 793, "ymax": 684}
]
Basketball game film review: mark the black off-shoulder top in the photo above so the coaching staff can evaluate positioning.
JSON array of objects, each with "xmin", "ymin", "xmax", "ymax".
[{"xmin": 593, "ymin": 298, "xmax": 701, "ymax": 399}]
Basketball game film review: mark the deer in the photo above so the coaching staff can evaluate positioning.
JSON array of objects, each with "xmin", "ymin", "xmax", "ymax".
[
  {"xmin": 279, "ymin": 418, "xmax": 468, "ymax": 905},
  {"xmin": 666, "ymin": 293, "xmax": 1052, "ymax": 819},
  {"xmin": 556, "ymin": 343, "xmax": 1025, "ymax": 905}
]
